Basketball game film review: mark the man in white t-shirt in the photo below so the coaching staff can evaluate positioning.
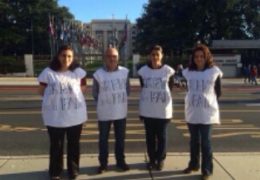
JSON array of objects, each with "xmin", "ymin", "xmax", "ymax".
[{"xmin": 92, "ymin": 48, "xmax": 130, "ymax": 174}]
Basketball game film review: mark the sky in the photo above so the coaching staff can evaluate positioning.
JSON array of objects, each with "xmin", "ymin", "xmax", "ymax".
[{"xmin": 57, "ymin": 0, "xmax": 149, "ymax": 23}]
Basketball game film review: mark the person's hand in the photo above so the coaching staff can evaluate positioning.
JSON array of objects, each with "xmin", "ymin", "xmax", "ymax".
[{"xmin": 139, "ymin": 115, "xmax": 144, "ymax": 122}]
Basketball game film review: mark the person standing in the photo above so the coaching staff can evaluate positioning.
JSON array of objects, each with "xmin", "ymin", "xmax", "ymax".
[
  {"xmin": 250, "ymin": 65, "xmax": 258, "ymax": 85},
  {"xmin": 182, "ymin": 44, "xmax": 222, "ymax": 180},
  {"xmin": 138, "ymin": 45, "xmax": 175, "ymax": 170},
  {"xmin": 92, "ymin": 48, "xmax": 130, "ymax": 174},
  {"xmin": 37, "ymin": 45, "xmax": 87, "ymax": 180},
  {"xmin": 174, "ymin": 64, "xmax": 184, "ymax": 87},
  {"xmin": 244, "ymin": 64, "xmax": 250, "ymax": 83}
]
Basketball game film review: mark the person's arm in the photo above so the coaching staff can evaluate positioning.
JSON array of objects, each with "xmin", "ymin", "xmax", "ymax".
[
  {"xmin": 92, "ymin": 77, "xmax": 99, "ymax": 102},
  {"xmin": 139, "ymin": 76, "xmax": 144, "ymax": 88},
  {"xmin": 81, "ymin": 78, "xmax": 87, "ymax": 94},
  {"xmin": 214, "ymin": 76, "xmax": 222, "ymax": 100},
  {"xmin": 138, "ymin": 75, "xmax": 144, "ymax": 122},
  {"xmin": 126, "ymin": 74, "xmax": 130, "ymax": 96},
  {"xmin": 38, "ymin": 83, "xmax": 47, "ymax": 96},
  {"xmin": 168, "ymin": 75, "xmax": 174, "ymax": 90}
]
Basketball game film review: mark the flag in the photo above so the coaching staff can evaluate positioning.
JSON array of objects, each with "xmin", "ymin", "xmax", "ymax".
[
  {"xmin": 123, "ymin": 19, "xmax": 127, "ymax": 41},
  {"xmin": 49, "ymin": 16, "xmax": 54, "ymax": 38}
]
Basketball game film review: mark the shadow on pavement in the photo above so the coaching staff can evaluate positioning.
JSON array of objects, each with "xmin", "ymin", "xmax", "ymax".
[
  {"xmin": 0, "ymin": 171, "xmax": 49, "ymax": 180},
  {"xmin": 80, "ymin": 162, "xmax": 150, "ymax": 179},
  {"xmin": 152, "ymin": 170, "xmax": 202, "ymax": 179}
]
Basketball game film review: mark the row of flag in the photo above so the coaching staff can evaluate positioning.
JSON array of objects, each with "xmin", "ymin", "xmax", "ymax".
[
  {"xmin": 49, "ymin": 17, "xmax": 101, "ymax": 48},
  {"xmin": 48, "ymin": 15, "xmax": 128, "ymax": 54}
]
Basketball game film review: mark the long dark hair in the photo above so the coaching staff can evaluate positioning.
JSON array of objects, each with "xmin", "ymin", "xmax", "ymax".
[
  {"xmin": 49, "ymin": 45, "xmax": 79, "ymax": 71},
  {"xmin": 188, "ymin": 44, "xmax": 215, "ymax": 71}
]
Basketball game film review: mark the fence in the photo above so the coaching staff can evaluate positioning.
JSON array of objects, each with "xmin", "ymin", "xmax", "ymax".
[{"xmin": 33, "ymin": 54, "xmax": 133, "ymax": 77}]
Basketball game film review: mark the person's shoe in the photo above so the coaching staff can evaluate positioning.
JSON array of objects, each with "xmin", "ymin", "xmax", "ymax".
[
  {"xmin": 183, "ymin": 167, "xmax": 200, "ymax": 174},
  {"xmin": 201, "ymin": 174, "xmax": 210, "ymax": 180},
  {"xmin": 156, "ymin": 162, "xmax": 164, "ymax": 171},
  {"xmin": 97, "ymin": 164, "xmax": 107, "ymax": 174},
  {"xmin": 147, "ymin": 162, "xmax": 155, "ymax": 170},
  {"xmin": 69, "ymin": 173, "xmax": 78, "ymax": 180},
  {"xmin": 116, "ymin": 162, "xmax": 130, "ymax": 171},
  {"xmin": 50, "ymin": 177, "xmax": 60, "ymax": 180}
]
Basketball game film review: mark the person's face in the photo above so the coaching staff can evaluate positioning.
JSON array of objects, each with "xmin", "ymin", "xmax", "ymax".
[
  {"xmin": 58, "ymin": 49, "xmax": 73, "ymax": 69},
  {"xmin": 194, "ymin": 50, "xmax": 206, "ymax": 68},
  {"xmin": 150, "ymin": 49, "xmax": 163, "ymax": 64},
  {"xmin": 104, "ymin": 49, "xmax": 118, "ymax": 69}
]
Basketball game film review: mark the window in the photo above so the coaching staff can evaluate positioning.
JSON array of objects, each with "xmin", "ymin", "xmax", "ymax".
[{"xmin": 95, "ymin": 31, "xmax": 103, "ymax": 34}]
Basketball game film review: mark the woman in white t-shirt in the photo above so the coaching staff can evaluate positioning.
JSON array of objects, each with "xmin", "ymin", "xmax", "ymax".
[
  {"xmin": 138, "ymin": 45, "xmax": 175, "ymax": 171},
  {"xmin": 182, "ymin": 44, "xmax": 223, "ymax": 180},
  {"xmin": 37, "ymin": 45, "xmax": 87, "ymax": 180}
]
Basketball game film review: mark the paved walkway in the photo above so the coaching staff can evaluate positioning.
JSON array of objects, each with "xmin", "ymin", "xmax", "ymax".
[
  {"xmin": 0, "ymin": 153, "xmax": 259, "ymax": 180},
  {"xmin": 0, "ymin": 77, "xmax": 260, "ymax": 180}
]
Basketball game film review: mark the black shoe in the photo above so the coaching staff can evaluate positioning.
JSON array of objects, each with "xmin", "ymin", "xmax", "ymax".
[
  {"xmin": 97, "ymin": 164, "xmax": 107, "ymax": 174},
  {"xmin": 116, "ymin": 162, "xmax": 130, "ymax": 171},
  {"xmin": 147, "ymin": 162, "xmax": 155, "ymax": 170},
  {"xmin": 50, "ymin": 177, "xmax": 60, "ymax": 180},
  {"xmin": 183, "ymin": 167, "xmax": 200, "ymax": 174},
  {"xmin": 69, "ymin": 174, "xmax": 78, "ymax": 180},
  {"xmin": 157, "ymin": 162, "xmax": 164, "ymax": 171},
  {"xmin": 201, "ymin": 174, "xmax": 210, "ymax": 180}
]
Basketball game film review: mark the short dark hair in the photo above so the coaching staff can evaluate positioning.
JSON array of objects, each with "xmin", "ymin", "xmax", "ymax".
[
  {"xmin": 149, "ymin": 45, "xmax": 163, "ymax": 54},
  {"xmin": 188, "ymin": 44, "xmax": 215, "ymax": 71},
  {"xmin": 49, "ymin": 45, "xmax": 79, "ymax": 71}
]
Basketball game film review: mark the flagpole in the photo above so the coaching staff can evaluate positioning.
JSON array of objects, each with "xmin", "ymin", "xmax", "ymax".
[
  {"xmin": 49, "ymin": 16, "xmax": 53, "ymax": 60},
  {"xmin": 112, "ymin": 14, "xmax": 115, "ymax": 48},
  {"xmin": 124, "ymin": 15, "xmax": 128, "ymax": 68}
]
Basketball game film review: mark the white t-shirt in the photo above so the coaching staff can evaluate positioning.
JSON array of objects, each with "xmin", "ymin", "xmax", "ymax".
[
  {"xmin": 37, "ymin": 67, "xmax": 87, "ymax": 127},
  {"xmin": 138, "ymin": 65, "xmax": 175, "ymax": 119},
  {"xmin": 182, "ymin": 66, "xmax": 223, "ymax": 124},
  {"xmin": 93, "ymin": 66, "xmax": 129, "ymax": 121}
]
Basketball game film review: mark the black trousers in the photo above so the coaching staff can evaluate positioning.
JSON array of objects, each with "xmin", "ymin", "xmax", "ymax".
[
  {"xmin": 144, "ymin": 118, "xmax": 170, "ymax": 164},
  {"xmin": 47, "ymin": 124, "xmax": 83, "ymax": 177}
]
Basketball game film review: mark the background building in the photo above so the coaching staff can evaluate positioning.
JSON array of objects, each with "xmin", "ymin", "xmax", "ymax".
[{"xmin": 72, "ymin": 19, "xmax": 138, "ymax": 58}]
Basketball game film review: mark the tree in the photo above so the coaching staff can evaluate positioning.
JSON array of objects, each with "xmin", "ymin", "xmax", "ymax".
[
  {"xmin": 136, "ymin": 0, "xmax": 260, "ymax": 56},
  {"xmin": 0, "ymin": 0, "xmax": 74, "ymax": 56}
]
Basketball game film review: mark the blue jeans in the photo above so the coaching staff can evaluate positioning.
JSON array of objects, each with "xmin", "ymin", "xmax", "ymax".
[
  {"xmin": 144, "ymin": 118, "xmax": 170, "ymax": 163},
  {"xmin": 251, "ymin": 76, "xmax": 258, "ymax": 85},
  {"xmin": 98, "ymin": 118, "xmax": 126, "ymax": 165},
  {"xmin": 187, "ymin": 123, "xmax": 213, "ymax": 175}
]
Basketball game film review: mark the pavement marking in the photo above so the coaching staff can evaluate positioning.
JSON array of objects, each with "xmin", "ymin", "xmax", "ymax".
[
  {"xmin": 177, "ymin": 125, "xmax": 260, "ymax": 130},
  {"xmin": 183, "ymin": 132, "xmax": 260, "ymax": 138},
  {"xmin": 80, "ymin": 139, "xmax": 146, "ymax": 143},
  {"xmin": 81, "ymin": 129, "xmax": 145, "ymax": 136},
  {"xmin": 13, "ymin": 127, "xmax": 40, "ymax": 132},
  {"xmin": 251, "ymin": 135, "xmax": 260, "ymax": 138},
  {"xmin": 171, "ymin": 119, "xmax": 243, "ymax": 124},
  {"xmin": 84, "ymin": 123, "xmax": 144, "ymax": 128},
  {"xmin": 246, "ymin": 104, "xmax": 260, "ymax": 106}
]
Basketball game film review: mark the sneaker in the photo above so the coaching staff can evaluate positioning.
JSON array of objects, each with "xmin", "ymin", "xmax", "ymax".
[
  {"xmin": 201, "ymin": 174, "xmax": 210, "ymax": 180},
  {"xmin": 116, "ymin": 162, "xmax": 130, "ymax": 171},
  {"xmin": 97, "ymin": 164, "xmax": 107, "ymax": 174},
  {"xmin": 156, "ymin": 162, "xmax": 164, "ymax": 170},
  {"xmin": 183, "ymin": 167, "xmax": 200, "ymax": 174},
  {"xmin": 147, "ymin": 162, "xmax": 155, "ymax": 170}
]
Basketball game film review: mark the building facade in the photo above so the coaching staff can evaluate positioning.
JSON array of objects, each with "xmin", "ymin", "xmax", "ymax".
[{"xmin": 73, "ymin": 19, "xmax": 138, "ymax": 57}]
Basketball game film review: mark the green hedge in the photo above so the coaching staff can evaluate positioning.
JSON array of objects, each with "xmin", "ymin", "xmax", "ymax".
[{"xmin": 0, "ymin": 56, "xmax": 26, "ymax": 74}]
